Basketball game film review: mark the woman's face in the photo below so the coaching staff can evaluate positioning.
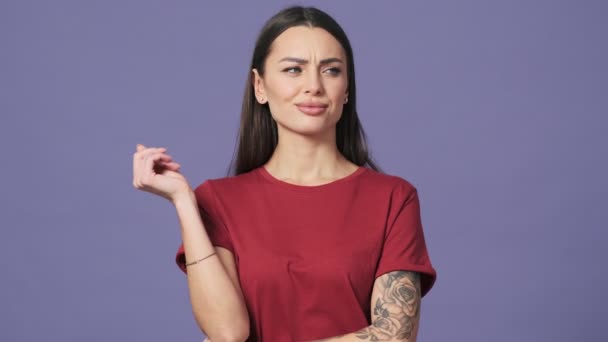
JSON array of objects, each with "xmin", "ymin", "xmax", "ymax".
[{"xmin": 253, "ymin": 26, "xmax": 349, "ymax": 137}]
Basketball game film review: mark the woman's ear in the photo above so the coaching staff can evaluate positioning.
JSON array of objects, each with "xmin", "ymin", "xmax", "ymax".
[{"xmin": 252, "ymin": 69, "xmax": 267, "ymax": 104}]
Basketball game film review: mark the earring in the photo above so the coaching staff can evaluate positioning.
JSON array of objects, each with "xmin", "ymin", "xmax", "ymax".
[{"xmin": 344, "ymin": 97, "xmax": 348, "ymax": 104}]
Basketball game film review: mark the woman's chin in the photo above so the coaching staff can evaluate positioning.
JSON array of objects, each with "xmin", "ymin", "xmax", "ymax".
[{"xmin": 279, "ymin": 122, "xmax": 334, "ymax": 138}]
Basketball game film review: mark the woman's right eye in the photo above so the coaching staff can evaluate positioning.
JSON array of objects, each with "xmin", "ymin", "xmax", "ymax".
[{"xmin": 283, "ymin": 66, "xmax": 302, "ymax": 74}]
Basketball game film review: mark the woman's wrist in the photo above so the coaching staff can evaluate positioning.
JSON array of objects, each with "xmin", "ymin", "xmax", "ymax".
[{"xmin": 171, "ymin": 188, "xmax": 196, "ymax": 209}]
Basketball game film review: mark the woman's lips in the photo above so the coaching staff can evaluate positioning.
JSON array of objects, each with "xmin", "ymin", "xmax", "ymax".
[{"xmin": 296, "ymin": 104, "xmax": 328, "ymax": 116}]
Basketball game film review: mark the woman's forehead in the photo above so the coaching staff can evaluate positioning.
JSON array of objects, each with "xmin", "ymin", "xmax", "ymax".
[{"xmin": 267, "ymin": 26, "xmax": 345, "ymax": 62}]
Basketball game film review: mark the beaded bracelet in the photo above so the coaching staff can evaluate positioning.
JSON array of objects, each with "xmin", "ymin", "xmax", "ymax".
[{"xmin": 185, "ymin": 252, "xmax": 217, "ymax": 267}]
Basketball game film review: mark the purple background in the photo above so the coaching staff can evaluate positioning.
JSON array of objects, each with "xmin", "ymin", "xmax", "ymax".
[{"xmin": 1, "ymin": 1, "xmax": 607, "ymax": 341}]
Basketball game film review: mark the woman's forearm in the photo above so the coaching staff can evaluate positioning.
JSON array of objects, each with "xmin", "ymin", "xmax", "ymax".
[
  {"xmin": 307, "ymin": 322, "xmax": 418, "ymax": 342},
  {"xmin": 174, "ymin": 191, "xmax": 249, "ymax": 342}
]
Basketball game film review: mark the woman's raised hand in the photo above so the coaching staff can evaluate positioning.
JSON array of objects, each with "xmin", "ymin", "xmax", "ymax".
[{"xmin": 132, "ymin": 144, "xmax": 192, "ymax": 203}]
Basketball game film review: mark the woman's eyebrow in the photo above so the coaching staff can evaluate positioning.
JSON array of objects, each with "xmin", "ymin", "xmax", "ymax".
[{"xmin": 278, "ymin": 57, "xmax": 344, "ymax": 65}]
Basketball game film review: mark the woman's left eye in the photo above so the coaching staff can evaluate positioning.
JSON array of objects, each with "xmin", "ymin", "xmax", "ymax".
[{"xmin": 324, "ymin": 67, "xmax": 341, "ymax": 75}]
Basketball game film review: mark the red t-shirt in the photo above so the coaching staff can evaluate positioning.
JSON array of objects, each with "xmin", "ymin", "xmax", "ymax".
[{"xmin": 175, "ymin": 166, "xmax": 436, "ymax": 341}]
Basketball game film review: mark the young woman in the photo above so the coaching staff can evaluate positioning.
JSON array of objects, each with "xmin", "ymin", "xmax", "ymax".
[{"xmin": 132, "ymin": 6, "xmax": 436, "ymax": 342}]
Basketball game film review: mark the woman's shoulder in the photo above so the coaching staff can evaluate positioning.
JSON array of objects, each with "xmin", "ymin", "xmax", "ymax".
[
  {"xmin": 194, "ymin": 166, "xmax": 418, "ymax": 198},
  {"xmin": 359, "ymin": 167, "xmax": 418, "ymax": 193},
  {"xmin": 193, "ymin": 167, "xmax": 262, "ymax": 194}
]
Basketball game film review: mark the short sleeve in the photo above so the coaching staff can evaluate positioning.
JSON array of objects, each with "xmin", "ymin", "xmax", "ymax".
[
  {"xmin": 175, "ymin": 180, "xmax": 234, "ymax": 274},
  {"xmin": 374, "ymin": 181, "xmax": 437, "ymax": 297}
]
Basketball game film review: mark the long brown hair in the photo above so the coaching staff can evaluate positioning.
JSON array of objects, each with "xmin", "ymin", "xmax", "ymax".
[{"xmin": 227, "ymin": 5, "xmax": 382, "ymax": 176}]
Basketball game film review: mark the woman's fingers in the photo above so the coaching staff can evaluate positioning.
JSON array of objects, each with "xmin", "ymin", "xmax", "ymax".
[
  {"xmin": 133, "ymin": 144, "xmax": 175, "ymax": 188},
  {"xmin": 134, "ymin": 145, "xmax": 164, "ymax": 173},
  {"xmin": 141, "ymin": 151, "xmax": 173, "ymax": 183},
  {"xmin": 141, "ymin": 147, "xmax": 166, "ymax": 160},
  {"xmin": 133, "ymin": 145, "xmax": 154, "ymax": 185},
  {"xmin": 152, "ymin": 160, "xmax": 180, "ymax": 174},
  {"xmin": 158, "ymin": 160, "xmax": 181, "ymax": 170},
  {"xmin": 132, "ymin": 144, "xmax": 190, "ymax": 203}
]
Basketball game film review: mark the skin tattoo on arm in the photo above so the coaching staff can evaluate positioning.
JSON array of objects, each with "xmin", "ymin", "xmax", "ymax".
[{"xmin": 355, "ymin": 271, "xmax": 421, "ymax": 341}]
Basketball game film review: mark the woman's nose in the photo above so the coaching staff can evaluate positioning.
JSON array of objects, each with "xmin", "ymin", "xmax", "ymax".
[{"xmin": 304, "ymin": 71, "xmax": 324, "ymax": 95}]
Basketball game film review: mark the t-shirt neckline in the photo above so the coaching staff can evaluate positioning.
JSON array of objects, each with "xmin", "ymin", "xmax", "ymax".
[{"xmin": 257, "ymin": 165, "xmax": 368, "ymax": 192}]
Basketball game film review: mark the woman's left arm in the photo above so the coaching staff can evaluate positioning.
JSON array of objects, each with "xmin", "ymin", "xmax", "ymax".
[
  {"xmin": 308, "ymin": 270, "xmax": 421, "ymax": 342},
  {"xmin": 203, "ymin": 271, "xmax": 421, "ymax": 342}
]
